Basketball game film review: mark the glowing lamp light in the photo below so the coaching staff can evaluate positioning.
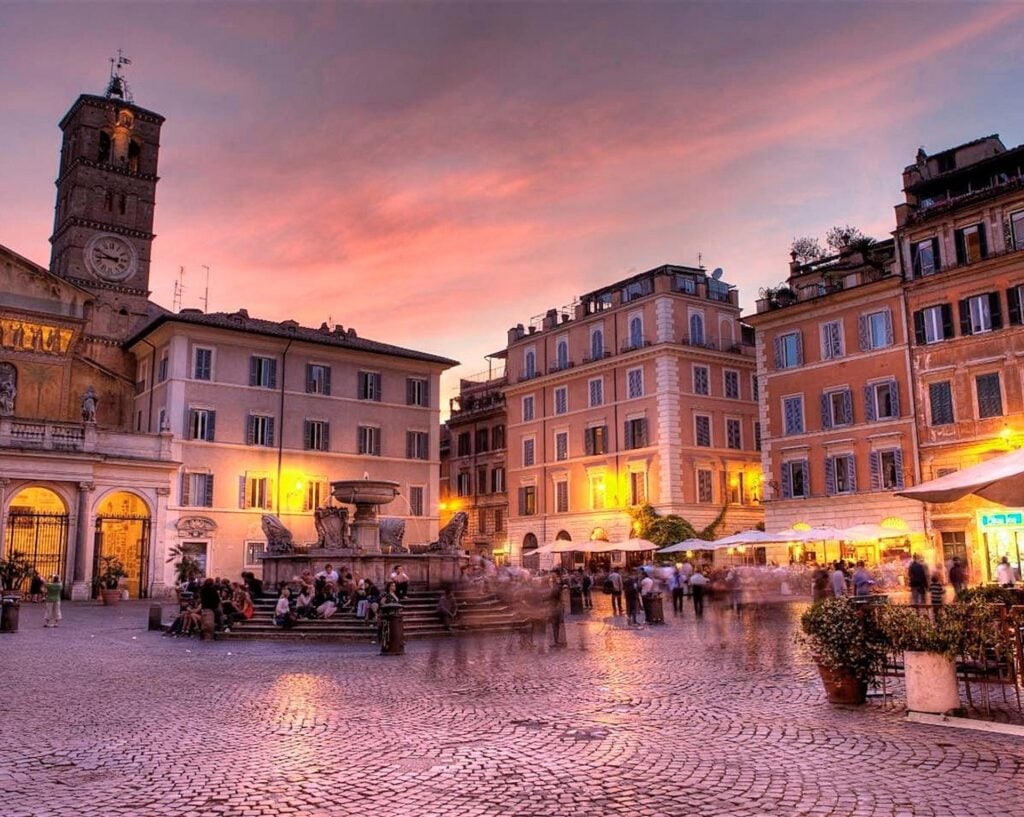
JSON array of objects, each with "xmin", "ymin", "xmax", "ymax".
[
  {"xmin": 793, "ymin": 522, "xmax": 811, "ymax": 531},
  {"xmin": 880, "ymin": 516, "xmax": 907, "ymax": 531}
]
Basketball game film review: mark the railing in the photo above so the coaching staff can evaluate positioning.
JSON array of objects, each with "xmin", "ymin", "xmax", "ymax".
[
  {"xmin": 620, "ymin": 339, "xmax": 651, "ymax": 353},
  {"xmin": 1, "ymin": 419, "xmax": 88, "ymax": 452}
]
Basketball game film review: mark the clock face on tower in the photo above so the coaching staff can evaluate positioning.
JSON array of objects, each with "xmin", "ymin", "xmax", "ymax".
[{"xmin": 84, "ymin": 233, "xmax": 138, "ymax": 282}]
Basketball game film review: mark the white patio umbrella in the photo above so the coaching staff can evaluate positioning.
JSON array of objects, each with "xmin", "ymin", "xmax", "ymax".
[
  {"xmin": 657, "ymin": 537, "xmax": 711, "ymax": 555},
  {"xmin": 531, "ymin": 539, "xmax": 582, "ymax": 555},
  {"xmin": 591, "ymin": 537, "xmax": 657, "ymax": 553},
  {"xmin": 896, "ymin": 448, "xmax": 1024, "ymax": 507},
  {"xmin": 775, "ymin": 526, "xmax": 845, "ymax": 542},
  {"xmin": 712, "ymin": 529, "xmax": 796, "ymax": 547},
  {"xmin": 837, "ymin": 523, "xmax": 912, "ymax": 541}
]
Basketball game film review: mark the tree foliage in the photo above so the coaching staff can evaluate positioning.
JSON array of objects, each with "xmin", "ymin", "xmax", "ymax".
[
  {"xmin": 629, "ymin": 503, "xmax": 727, "ymax": 547},
  {"xmin": 824, "ymin": 224, "xmax": 869, "ymax": 253},
  {"xmin": 789, "ymin": 236, "xmax": 825, "ymax": 264}
]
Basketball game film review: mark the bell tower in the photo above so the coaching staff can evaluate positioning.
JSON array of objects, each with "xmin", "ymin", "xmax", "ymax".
[{"xmin": 49, "ymin": 54, "xmax": 164, "ymax": 343}]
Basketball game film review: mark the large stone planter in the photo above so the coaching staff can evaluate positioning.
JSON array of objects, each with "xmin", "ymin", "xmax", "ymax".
[
  {"xmin": 100, "ymin": 589, "xmax": 122, "ymax": 607},
  {"xmin": 816, "ymin": 662, "xmax": 867, "ymax": 705},
  {"xmin": 904, "ymin": 651, "xmax": 959, "ymax": 713}
]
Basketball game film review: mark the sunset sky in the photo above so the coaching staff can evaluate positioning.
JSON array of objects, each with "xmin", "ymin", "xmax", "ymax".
[{"xmin": 3, "ymin": 2, "xmax": 1024, "ymax": 407}]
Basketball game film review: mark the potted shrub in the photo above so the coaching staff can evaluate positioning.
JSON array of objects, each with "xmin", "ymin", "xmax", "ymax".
[
  {"xmin": 96, "ymin": 555, "xmax": 128, "ymax": 605},
  {"xmin": 875, "ymin": 603, "xmax": 967, "ymax": 714},
  {"xmin": 166, "ymin": 544, "xmax": 203, "ymax": 587},
  {"xmin": 798, "ymin": 598, "xmax": 885, "ymax": 704},
  {"xmin": 0, "ymin": 550, "xmax": 34, "ymax": 633}
]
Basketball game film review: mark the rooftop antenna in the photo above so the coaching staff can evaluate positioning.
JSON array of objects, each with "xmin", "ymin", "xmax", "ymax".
[
  {"xmin": 105, "ymin": 50, "xmax": 133, "ymax": 102},
  {"xmin": 697, "ymin": 252, "xmax": 703, "ymax": 269},
  {"xmin": 201, "ymin": 265, "xmax": 210, "ymax": 313},
  {"xmin": 172, "ymin": 266, "xmax": 185, "ymax": 312}
]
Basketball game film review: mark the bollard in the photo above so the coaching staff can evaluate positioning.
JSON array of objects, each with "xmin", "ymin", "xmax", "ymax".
[
  {"xmin": 1, "ymin": 596, "xmax": 20, "ymax": 634},
  {"xmin": 200, "ymin": 609, "xmax": 215, "ymax": 641},
  {"xmin": 379, "ymin": 603, "xmax": 405, "ymax": 655},
  {"xmin": 148, "ymin": 603, "xmax": 164, "ymax": 631}
]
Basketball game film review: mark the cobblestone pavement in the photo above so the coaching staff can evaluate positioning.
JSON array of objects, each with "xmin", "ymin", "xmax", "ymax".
[{"xmin": 1, "ymin": 597, "xmax": 1022, "ymax": 817}]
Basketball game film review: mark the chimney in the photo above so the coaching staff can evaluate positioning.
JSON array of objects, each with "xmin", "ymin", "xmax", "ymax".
[{"xmin": 542, "ymin": 309, "xmax": 558, "ymax": 330}]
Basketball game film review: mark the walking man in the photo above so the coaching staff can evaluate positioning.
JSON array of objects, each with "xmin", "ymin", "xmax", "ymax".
[
  {"xmin": 607, "ymin": 567, "xmax": 623, "ymax": 616},
  {"xmin": 689, "ymin": 569, "xmax": 708, "ymax": 616},
  {"xmin": 908, "ymin": 554, "xmax": 928, "ymax": 605}
]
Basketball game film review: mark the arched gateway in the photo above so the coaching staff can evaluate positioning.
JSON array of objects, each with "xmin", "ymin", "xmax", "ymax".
[
  {"xmin": 93, "ymin": 491, "xmax": 151, "ymax": 598},
  {"xmin": 4, "ymin": 486, "xmax": 69, "ymax": 590}
]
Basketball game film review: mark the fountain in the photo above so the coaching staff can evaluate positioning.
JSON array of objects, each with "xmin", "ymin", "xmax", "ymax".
[{"xmin": 259, "ymin": 476, "xmax": 466, "ymax": 590}]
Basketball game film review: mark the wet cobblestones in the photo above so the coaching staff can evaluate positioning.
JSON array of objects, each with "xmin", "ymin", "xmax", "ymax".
[{"xmin": 1, "ymin": 598, "xmax": 1022, "ymax": 817}]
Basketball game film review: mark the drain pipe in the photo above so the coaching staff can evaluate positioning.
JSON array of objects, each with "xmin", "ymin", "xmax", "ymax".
[
  {"xmin": 139, "ymin": 338, "xmax": 158, "ymax": 432},
  {"xmin": 275, "ymin": 337, "xmax": 294, "ymax": 512}
]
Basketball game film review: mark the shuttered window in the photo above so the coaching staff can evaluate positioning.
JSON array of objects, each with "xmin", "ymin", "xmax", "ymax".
[
  {"xmin": 306, "ymin": 364, "xmax": 331, "ymax": 395},
  {"xmin": 305, "ymin": 420, "xmax": 330, "ymax": 451},
  {"xmin": 928, "ymin": 381, "xmax": 954, "ymax": 426},
  {"xmin": 695, "ymin": 415, "xmax": 711, "ymax": 447},
  {"xmin": 976, "ymin": 373, "xmax": 1003, "ymax": 419}
]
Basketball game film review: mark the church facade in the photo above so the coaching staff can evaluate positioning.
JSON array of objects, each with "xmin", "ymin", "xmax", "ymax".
[{"xmin": 1, "ymin": 75, "xmax": 453, "ymax": 598}]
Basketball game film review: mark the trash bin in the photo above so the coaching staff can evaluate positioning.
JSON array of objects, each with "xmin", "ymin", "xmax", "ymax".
[
  {"xmin": 379, "ymin": 603, "xmax": 405, "ymax": 656},
  {"xmin": 569, "ymin": 586, "xmax": 584, "ymax": 615},
  {"xmin": 1, "ymin": 595, "xmax": 21, "ymax": 633},
  {"xmin": 642, "ymin": 593, "xmax": 665, "ymax": 625},
  {"xmin": 200, "ymin": 609, "xmax": 216, "ymax": 641}
]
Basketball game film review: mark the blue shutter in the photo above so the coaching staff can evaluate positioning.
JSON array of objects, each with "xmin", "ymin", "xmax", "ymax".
[
  {"xmin": 180, "ymin": 472, "xmax": 190, "ymax": 506},
  {"xmin": 888, "ymin": 381, "xmax": 900, "ymax": 417},
  {"xmin": 858, "ymin": 315, "xmax": 870, "ymax": 351},
  {"xmin": 824, "ymin": 457, "xmax": 836, "ymax": 496},
  {"xmin": 820, "ymin": 393, "xmax": 832, "ymax": 430},
  {"xmin": 239, "ymin": 475, "xmax": 249, "ymax": 509},
  {"xmin": 842, "ymin": 390, "xmax": 853, "ymax": 425},
  {"xmin": 205, "ymin": 474, "xmax": 215, "ymax": 508},
  {"xmin": 267, "ymin": 359, "xmax": 277, "ymax": 389},
  {"xmin": 266, "ymin": 417, "xmax": 275, "ymax": 447},
  {"xmin": 846, "ymin": 455, "xmax": 857, "ymax": 493},
  {"xmin": 893, "ymin": 448, "xmax": 905, "ymax": 489},
  {"xmin": 869, "ymin": 451, "xmax": 881, "ymax": 490},
  {"xmin": 780, "ymin": 463, "xmax": 792, "ymax": 499},
  {"xmin": 884, "ymin": 310, "xmax": 894, "ymax": 346},
  {"xmin": 773, "ymin": 337, "xmax": 783, "ymax": 369},
  {"xmin": 246, "ymin": 414, "xmax": 255, "ymax": 445},
  {"xmin": 249, "ymin": 357, "xmax": 259, "ymax": 386},
  {"xmin": 798, "ymin": 460, "xmax": 809, "ymax": 497},
  {"xmin": 795, "ymin": 333, "xmax": 803, "ymax": 365},
  {"xmin": 863, "ymin": 385, "xmax": 876, "ymax": 422}
]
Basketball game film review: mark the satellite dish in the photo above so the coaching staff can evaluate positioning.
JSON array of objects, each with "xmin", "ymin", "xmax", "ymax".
[{"xmin": 711, "ymin": 267, "xmax": 724, "ymax": 280}]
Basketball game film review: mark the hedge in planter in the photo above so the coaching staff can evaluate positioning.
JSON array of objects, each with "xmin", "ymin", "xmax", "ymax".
[{"xmin": 798, "ymin": 598, "xmax": 886, "ymax": 704}]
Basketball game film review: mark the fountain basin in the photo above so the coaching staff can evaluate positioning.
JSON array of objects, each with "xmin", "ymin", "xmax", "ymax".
[{"xmin": 331, "ymin": 479, "xmax": 400, "ymax": 509}]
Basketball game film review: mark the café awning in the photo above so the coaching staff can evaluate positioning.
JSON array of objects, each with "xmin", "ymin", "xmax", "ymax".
[{"xmin": 896, "ymin": 448, "xmax": 1024, "ymax": 507}]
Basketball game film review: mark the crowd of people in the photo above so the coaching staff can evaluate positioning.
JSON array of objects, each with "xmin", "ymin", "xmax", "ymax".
[
  {"xmin": 809, "ymin": 553, "xmax": 972, "ymax": 605},
  {"xmin": 167, "ymin": 575, "xmax": 256, "ymax": 636}
]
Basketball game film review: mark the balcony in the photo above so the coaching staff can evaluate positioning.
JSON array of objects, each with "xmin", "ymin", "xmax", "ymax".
[
  {"xmin": 620, "ymin": 339, "xmax": 652, "ymax": 353},
  {"xmin": 680, "ymin": 335, "xmax": 755, "ymax": 356},
  {"xmin": 0, "ymin": 417, "xmax": 175, "ymax": 460}
]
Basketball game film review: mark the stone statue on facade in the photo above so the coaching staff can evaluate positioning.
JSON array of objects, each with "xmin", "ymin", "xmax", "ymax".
[
  {"xmin": 379, "ymin": 517, "xmax": 407, "ymax": 553},
  {"xmin": 0, "ymin": 367, "xmax": 15, "ymax": 417},
  {"xmin": 428, "ymin": 511, "xmax": 468, "ymax": 554},
  {"xmin": 314, "ymin": 505, "xmax": 351, "ymax": 549},
  {"xmin": 81, "ymin": 386, "xmax": 97, "ymax": 423},
  {"xmin": 261, "ymin": 514, "xmax": 295, "ymax": 553}
]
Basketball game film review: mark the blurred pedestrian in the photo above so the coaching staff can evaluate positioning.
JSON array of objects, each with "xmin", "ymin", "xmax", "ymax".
[
  {"xmin": 852, "ymin": 561, "xmax": 875, "ymax": 597},
  {"xmin": 948, "ymin": 557, "xmax": 966, "ymax": 597},
  {"xmin": 624, "ymin": 572, "xmax": 641, "ymax": 626},
  {"xmin": 43, "ymin": 574, "xmax": 62, "ymax": 627},
  {"xmin": 689, "ymin": 570, "xmax": 708, "ymax": 616},
  {"xmin": 607, "ymin": 567, "xmax": 623, "ymax": 616},
  {"xmin": 548, "ymin": 576, "xmax": 567, "ymax": 647},
  {"xmin": 996, "ymin": 556, "xmax": 1015, "ymax": 588},
  {"xmin": 830, "ymin": 561, "xmax": 847, "ymax": 598},
  {"xmin": 580, "ymin": 569, "xmax": 593, "ymax": 609},
  {"xmin": 929, "ymin": 571, "xmax": 945, "ymax": 606},
  {"xmin": 908, "ymin": 554, "xmax": 928, "ymax": 604},
  {"xmin": 671, "ymin": 566, "xmax": 686, "ymax": 615}
]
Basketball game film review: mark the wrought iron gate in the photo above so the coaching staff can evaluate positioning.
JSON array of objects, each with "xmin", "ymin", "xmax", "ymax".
[
  {"xmin": 4, "ymin": 512, "xmax": 69, "ymax": 591},
  {"xmin": 94, "ymin": 514, "xmax": 152, "ymax": 598}
]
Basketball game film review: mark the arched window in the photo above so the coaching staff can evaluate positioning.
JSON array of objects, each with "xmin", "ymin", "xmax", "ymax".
[
  {"xmin": 556, "ymin": 338, "xmax": 568, "ymax": 369},
  {"xmin": 524, "ymin": 349, "xmax": 536, "ymax": 378},
  {"xmin": 591, "ymin": 328, "xmax": 604, "ymax": 359},
  {"xmin": 690, "ymin": 313, "xmax": 704, "ymax": 346},
  {"xmin": 118, "ymin": 194, "xmax": 127, "ymax": 215},
  {"xmin": 128, "ymin": 140, "xmax": 141, "ymax": 173},
  {"xmin": 523, "ymin": 533, "xmax": 538, "ymax": 550},
  {"xmin": 97, "ymin": 132, "xmax": 112, "ymax": 163},
  {"xmin": 555, "ymin": 530, "xmax": 571, "ymax": 541},
  {"xmin": 629, "ymin": 316, "xmax": 643, "ymax": 349}
]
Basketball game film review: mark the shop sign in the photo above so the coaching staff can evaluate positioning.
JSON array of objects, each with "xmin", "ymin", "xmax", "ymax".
[{"xmin": 979, "ymin": 511, "xmax": 1024, "ymax": 528}]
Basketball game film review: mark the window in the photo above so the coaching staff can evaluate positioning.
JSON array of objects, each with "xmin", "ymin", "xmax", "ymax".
[
  {"xmin": 724, "ymin": 370, "xmax": 739, "ymax": 399},
  {"xmin": 914, "ymin": 304, "xmax": 953, "ymax": 344},
  {"xmin": 193, "ymin": 347, "xmax": 212, "ymax": 380},
  {"xmin": 589, "ymin": 378, "xmax": 604, "ymax": 407},
  {"xmin": 584, "ymin": 425, "xmax": 608, "ymax": 455},
  {"xmin": 624, "ymin": 417, "xmax": 648, "ymax": 449},
  {"xmin": 871, "ymin": 449, "xmax": 904, "ymax": 490},
  {"xmin": 954, "ymin": 223, "xmax": 988, "ymax": 265},
  {"xmin": 629, "ymin": 471, "xmax": 647, "ymax": 505},
  {"xmin": 754, "ymin": 421, "xmax": 762, "ymax": 452},
  {"xmin": 243, "ymin": 541, "xmax": 265, "ymax": 569},
  {"xmin": 554, "ymin": 386, "xmax": 568, "ymax": 415},
  {"xmin": 493, "ymin": 508, "xmax": 504, "ymax": 531},
  {"xmin": 1008, "ymin": 285, "xmax": 1024, "ymax": 326},
  {"xmin": 492, "ymin": 425, "xmax": 505, "ymax": 450},
  {"xmin": 135, "ymin": 376, "xmax": 147, "ymax": 396},
  {"xmin": 693, "ymin": 365, "xmax": 709, "ymax": 395},
  {"xmin": 589, "ymin": 475, "xmax": 605, "ymax": 509},
  {"xmin": 306, "ymin": 364, "xmax": 332, "ymax": 395},
  {"xmin": 554, "ymin": 480, "xmax": 569, "ymax": 513},
  {"xmin": 555, "ymin": 337, "xmax": 569, "ymax": 370},
  {"xmin": 187, "ymin": 408, "xmax": 216, "ymax": 441},
  {"xmin": 358, "ymin": 426, "xmax": 381, "ymax": 456},
  {"xmin": 864, "ymin": 380, "xmax": 899, "ymax": 421},
  {"xmin": 406, "ymin": 430, "xmax": 429, "ymax": 460},
  {"xmin": 826, "ymin": 455, "xmax": 857, "ymax": 495},
  {"xmin": 247, "ymin": 414, "xmax": 274, "ymax": 447},
  {"xmin": 781, "ymin": 460, "xmax": 809, "ymax": 499},
  {"xmin": 820, "ymin": 320, "xmax": 843, "ymax": 360},
  {"xmin": 555, "ymin": 431, "xmax": 568, "ymax": 461},
  {"xmin": 726, "ymin": 418, "xmax": 741, "ymax": 450},
  {"xmin": 522, "ymin": 437, "xmax": 535, "ymax": 467},
  {"xmin": 695, "ymin": 415, "xmax": 712, "ymax": 447},
  {"xmin": 676, "ymin": 274, "xmax": 697, "ymax": 294},
  {"xmin": 408, "ymin": 486, "xmax": 424, "ymax": 517},
  {"xmin": 477, "ymin": 467, "xmax": 488, "ymax": 495},
  {"xmin": 475, "ymin": 428, "xmax": 489, "ymax": 453},
  {"xmin": 590, "ymin": 328, "xmax": 604, "ymax": 360},
  {"xmin": 860, "ymin": 310, "xmax": 893, "ymax": 350},
  {"xmin": 751, "ymin": 374, "xmax": 759, "ymax": 402},
  {"xmin": 821, "ymin": 389, "xmax": 852, "ymax": 429},
  {"xmin": 406, "ymin": 377, "xmax": 429, "ymax": 406},
  {"xmin": 157, "ymin": 354, "xmax": 168, "ymax": 383},
  {"xmin": 491, "ymin": 466, "xmax": 506, "ymax": 493},
  {"xmin": 959, "ymin": 293, "xmax": 1001, "ymax": 335},
  {"xmin": 522, "ymin": 395, "xmax": 535, "ymax": 422},
  {"xmin": 457, "ymin": 432, "xmax": 471, "ymax": 457},
  {"xmin": 929, "ymin": 381, "xmax": 955, "ymax": 426},
  {"xmin": 940, "ymin": 531, "xmax": 967, "ymax": 564},
  {"xmin": 243, "ymin": 474, "xmax": 272, "ymax": 510},
  {"xmin": 622, "ymin": 279, "xmax": 651, "ymax": 302},
  {"xmin": 689, "ymin": 313, "xmax": 704, "ymax": 346},
  {"xmin": 519, "ymin": 485, "xmax": 537, "ymax": 515},
  {"xmin": 774, "ymin": 332, "xmax": 803, "ymax": 369},
  {"xmin": 305, "ymin": 420, "xmax": 330, "ymax": 451},
  {"xmin": 250, "ymin": 356, "xmax": 277, "ymax": 388},
  {"xmin": 457, "ymin": 471, "xmax": 471, "ymax": 496},
  {"xmin": 523, "ymin": 349, "xmax": 536, "ymax": 379},
  {"xmin": 627, "ymin": 368, "xmax": 644, "ymax": 399},
  {"xmin": 783, "ymin": 395, "xmax": 804, "ymax": 435},
  {"xmin": 304, "ymin": 480, "xmax": 328, "ymax": 512},
  {"xmin": 911, "ymin": 238, "xmax": 940, "ymax": 277},
  {"xmin": 976, "ymin": 372, "xmax": 1003, "ymax": 418},
  {"xmin": 628, "ymin": 315, "xmax": 643, "ymax": 349},
  {"xmin": 358, "ymin": 371, "xmax": 382, "ymax": 401},
  {"xmin": 1012, "ymin": 211, "xmax": 1024, "ymax": 251},
  {"xmin": 180, "ymin": 472, "xmax": 214, "ymax": 507},
  {"xmin": 697, "ymin": 469, "xmax": 714, "ymax": 503}
]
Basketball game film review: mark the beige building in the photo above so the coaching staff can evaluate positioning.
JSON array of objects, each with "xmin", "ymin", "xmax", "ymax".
[{"xmin": 503, "ymin": 264, "xmax": 763, "ymax": 566}]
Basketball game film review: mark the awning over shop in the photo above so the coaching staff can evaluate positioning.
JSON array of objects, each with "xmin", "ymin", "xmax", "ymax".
[{"xmin": 896, "ymin": 448, "xmax": 1024, "ymax": 507}]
